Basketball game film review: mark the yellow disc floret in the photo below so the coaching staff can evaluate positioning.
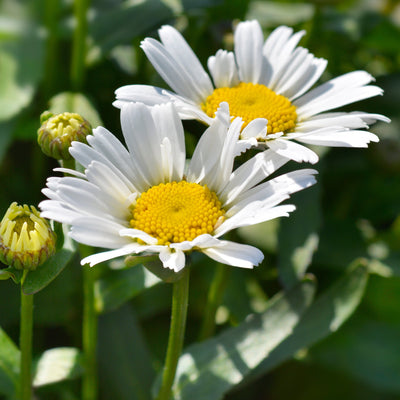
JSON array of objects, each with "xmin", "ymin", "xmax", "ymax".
[
  {"xmin": 0, "ymin": 202, "xmax": 56, "ymax": 270},
  {"xmin": 130, "ymin": 181, "xmax": 225, "ymax": 245},
  {"xmin": 202, "ymin": 82, "xmax": 297, "ymax": 135}
]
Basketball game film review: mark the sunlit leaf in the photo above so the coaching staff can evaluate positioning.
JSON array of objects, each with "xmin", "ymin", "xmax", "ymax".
[
  {"xmin": 0, "ymin": 327, "xmax": 19, "ymax": 397},
  {"xmin": 33, "ymin": 347, "xmax": 83, "ymax": 388},
  {"xmin": 242, "ymin": 260, "xmax": 369, "ymax": 387},
  {"xmin": 278, "ymin": 186, "xmax": 321, "ymax": 289},
  {"xmin": 170, "ymin": 277, "xmax": 316, "ymax": 400},
  {"xmin": 48, "ymin": 92, "xmax": 103, "ymax": 128}
]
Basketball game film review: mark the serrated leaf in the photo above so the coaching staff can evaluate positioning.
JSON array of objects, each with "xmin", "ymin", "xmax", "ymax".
[
  {"xmin": 22, "ymin": 225, "xmax": 76, "ymax": 295},
  {"xmin": 33, "ymin": 347, "xmax": 83, "ymax": 387},
  {"xmin": 0, "ymin": 327, "xmax": 19, "ymax": 397},
  {"xmin": 242, "ymin": 260, "xmax": 369, "ymax": 387},
  {"xmin": 48, "ymin": 92, "xmax": 103, "ymax": 128},
  {"xmin": 170, "ymin": 277, "xmax": 316, "ymax": 400},
  {"xmin": 95, "ymin": 264, "xmax": 161, "ymax": 314}
]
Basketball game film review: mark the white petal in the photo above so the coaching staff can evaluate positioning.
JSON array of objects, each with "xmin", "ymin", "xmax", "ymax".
[
  {"xmin": 267, "ymin": 138, "xmax": 319, "ymax": 164},
  {"xmin": 187, "ymin": 102, "xmax": 230, "ymax": 183},
  {"xmin": 141, "ymin": 34, "xmax": 211, "ymax": 104},
  {"xmin": 220, "ymin": 149, "xmax": 289, "ymax": 206},
  {"xmin": 158, "ymin": 25, "xmax": 213, "ymax": 99},
  {"xmin": 262, "ymin": 26, "xmax": 306, "ymax": 88},
  {"xmin": 240, "ymin": 118, "xmax": 268, "ymax": 140},
  {"xmin": 234, "ymin": 20, "xmax": 264, "ymax": 83},
  {"xmin": 121, "ymin": 102, "xmax": 178, "ymax": 187},
  {"xmin": 81, "ymin": 244, "xmax": 154, "ymax": 267},
  {"xmin": 296, "ymin": 112, "xmax": 390, "ymax": 131},
  {"xmin": 170, "ymin": 234, "xmax": 221, "ymax": 251},
  {"xmin": 151, "ymin": 103, "xmax": 185, "ymax": 181},
  {"xmin": 202, "ymin": 241, "xmax": 264, "ymax": 269},
  {"xmin": 294, "ymin": 128, "xmax": 379, "ymax": 147},
  {"xmin": 69, "ymin": 217, "xmax": 131, "ymax": 249},
  {"xmin": 119, "ymin": 228, "xmax": 158, "ymax": 245},
  {"xmin": 159, "ymin": 247, "xmax": 186, "ymax": 272},
  {"xmin": 113, "ymin": 84, "xmax": 173, "ymax": 108},
  {"xmin": 295, "ymin": 71, "xmax": 383, "ymax": 117},
  {"xmin": 207, "ymin": 50, "xmax": 239, "ymax": 88}
]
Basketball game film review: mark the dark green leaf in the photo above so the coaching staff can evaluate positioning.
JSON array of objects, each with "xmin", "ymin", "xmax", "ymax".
[
  {"xmin": 170, "ymin": 277, "xmax": 316, "ymax": 400},
  {"xmin": 98, "ymin": 305, "xmax": 155, "ymax": 400},
  {"xmin": 22, "ymin": 225, "xmax": 76, "ymax": 295},
  {"xmin": 33, "ymin": 347, "xmax": 83, "ymax": 387},
  {"xmin": 90, "ymin": 0, "xmax": 174, "ymax": 55}
]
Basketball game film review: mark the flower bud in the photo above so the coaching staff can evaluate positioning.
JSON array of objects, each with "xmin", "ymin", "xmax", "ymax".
[
  {"xmin": 0, "ymin": 202, "xmax": 56, "ymax": 270},
  {"xmin": 37, "ymin": 111, "xmax": 92, "ymax": 160}
]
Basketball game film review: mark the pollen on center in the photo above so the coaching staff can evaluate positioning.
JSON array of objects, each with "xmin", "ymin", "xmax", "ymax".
[
  {"xmin": 202, "ymin": 82, "xmax": 297, "ymax": 135},
  {"xmin": 130, "ymin": 181, "xmax": 225, "ymax": 245}
]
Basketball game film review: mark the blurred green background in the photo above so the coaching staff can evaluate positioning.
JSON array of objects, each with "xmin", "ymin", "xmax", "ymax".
[{"xmin": 0, "ymin": 0, "xmax": 399, "ymax": 399}]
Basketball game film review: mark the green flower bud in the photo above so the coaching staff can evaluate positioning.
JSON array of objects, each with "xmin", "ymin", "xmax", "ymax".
[
  {"xmin": 37, "ymin": 111, "xmax": 92, "ymax": 160},
  {"xmin": 0, "ymin": 202, "xmax": 56, "ymax": 271}
]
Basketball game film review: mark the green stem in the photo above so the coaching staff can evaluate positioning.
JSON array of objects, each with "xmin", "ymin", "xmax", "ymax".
[
  {"xmin": 156, "ymin": 267, "xmax": 190, "ymax": 400},
  {"xmin": 198, "ymin": 264, "xmax": 230, "ymax": 341},
  {"xmin": 19, "ymin": 271, "xmax": 34, "ymax": 400},
  {"xmin": 70, "ymin": 0, "xmax": 90, "ymax": 91},
  {"xmin": 82, "ymin": 253, "xmax": 98, "ymax": 400}
]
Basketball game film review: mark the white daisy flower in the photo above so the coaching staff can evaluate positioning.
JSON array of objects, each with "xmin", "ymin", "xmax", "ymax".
[
  {"xmin": 39, "ymin": 102, "xmax": 317, "ymax": 272},
  {"xmin": 114, "ymin": 20, "xmax": 389, "ymax": 164}
]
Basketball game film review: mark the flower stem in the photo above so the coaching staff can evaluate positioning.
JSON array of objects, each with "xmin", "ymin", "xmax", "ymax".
[
  {"xmin": 198, "ymin": 264, "xmax": 230, "ymax": 341},
  {"xmin": 70, "ymin": 0, "xmax": 90, "ymax": 91},
  {"xmin": 82, "ymin": 259, "xmax": 98, "ymax": 400},
  {"xmin": 19, "ymin": 271, "xmax": 33, "ymax": 400},
  {"xmin": 156, "ymin": 267, "xmax": 190, "ymax": 400}
]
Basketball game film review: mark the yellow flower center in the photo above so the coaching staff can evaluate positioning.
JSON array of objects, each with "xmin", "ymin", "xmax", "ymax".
[
  {"xmin": 130, "ymin": 181, "xmax": 225, "ymax": 245},
  {"xmin": 202, "ymin": 82, "xmax": 297, "ymax": 134}
]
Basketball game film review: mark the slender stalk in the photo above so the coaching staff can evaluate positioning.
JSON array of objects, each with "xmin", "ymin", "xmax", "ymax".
[
  {"xmin": 70, "ymin": 0, "xmax": 90, "ymax": 91},
  {"xmin": 81, "ymin": 251, "xmax": 98, "ymax": 400},
  {"xmin": 19, "ymin": 271, "xmax": 34, "ymax": 400},
  {"xmin": 156, "ymin": 267, "xmax": 190, "ymax": 400},
  {"xmin": 198, "ymin": 264, "xmax": 230, "ymax": 341}
]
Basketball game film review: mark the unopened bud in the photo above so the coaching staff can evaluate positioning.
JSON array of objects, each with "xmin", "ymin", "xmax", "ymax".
[
  {"xmin": 0, "ymin": 202, "xmax": 56, "ymax": 270},
  {"xmin": 37, "ymin": 111, "xmax": 92, "ymax": 160}
]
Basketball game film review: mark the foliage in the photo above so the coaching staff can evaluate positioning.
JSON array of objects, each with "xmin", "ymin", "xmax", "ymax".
[{"xmin": 0, "ymin": 0, "xmax": 399, "ymax": 399}]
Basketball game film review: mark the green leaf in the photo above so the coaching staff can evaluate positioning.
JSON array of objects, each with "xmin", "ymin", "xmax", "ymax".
[
  {"xmin": 98, "ymin": 305, "xmax": 155, "ymax": 400},
  {"xmin": 246, "ymin": 1, "xmax": 315, "ymax": 27},
  {"xmin": 170, "ymin": 277, "xmax": 316, "ymax": 400},
  {"xmin": 22, "ymin": 225, "xmax": 76, "ymax": 295},
  {"xmin": 0, "ymin": 50, "xmax": 34, "ymax": 121},
  {"xmin": 368, "ymin": 253, "xmax": 400, "ymax": 277},
  {"xmin": 33, "ymin": 347, "xmax": 83, "ymax": 388},
  {"xmin": 0, "ymin": 327, "xmax": 19, "ymax": 397},
  {"xmin": 278, "ymin": 186, "xmax": 321, "ymax": 289},
  {"xmin": 311, "ymin": 318, "xmax": 400, "ymax": 393},
  {"xmin": 95, "ymin": 264, "xmax": 161, "ymax": 314},
  {"xmin": 0, "ymin": 120, "xmax": 14, "ymax": 164},
  {"xmin": 242, "ymin": 260, "xmax": 369, "ymax": 387},
  {"xmin": 48, "ymin": 92, "xmax": 103, "ymax": 128},
  {"xmin": 90, "ymin": 0, "xmax": 174, "ymax": 55}
]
